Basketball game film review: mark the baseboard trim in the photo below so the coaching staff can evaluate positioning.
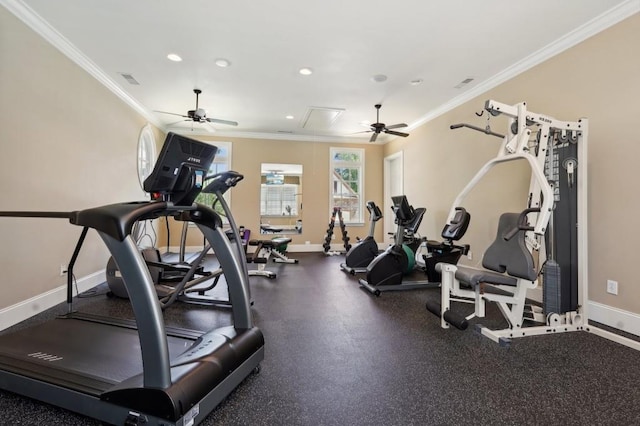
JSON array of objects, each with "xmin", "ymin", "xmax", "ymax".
[
  {"xmin": 173, "ymin": 245, "xmax": 322, "ymax": 254},
  {"xmin": 0, "ymin": 270, "xmax": 105, "ymax": 331},
  {"xmin": 177, "ymin": 244, "xmax": 336, "ymax": 254},
  {"xmin": 588, "ymin": 301, "xmax": 640, "ymax": 337},
  {"xmin": 3, "ymin": 268, "xmax": 638, "ymax": 340},
  {"xmin": 522, "ymin": 289, "xmax": 639, "ymax": 337},
  {"xmin": 288, "ymin": 244, "xmax": 324, "ymax": 253}
]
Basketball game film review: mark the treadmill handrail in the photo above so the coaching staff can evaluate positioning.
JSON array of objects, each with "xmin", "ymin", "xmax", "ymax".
[
  {"xmin": 2, "ymin": 200, "xmax": 254, "ymax": 390},
  {"xmin": 94, "ymin": 201, "xmax": 253, "ymax": 388}
]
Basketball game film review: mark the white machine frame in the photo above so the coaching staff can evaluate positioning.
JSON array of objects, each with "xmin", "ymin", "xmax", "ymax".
[{"xmin": 439, "ymin": 99, "xmax": 640, "ymax": 350}]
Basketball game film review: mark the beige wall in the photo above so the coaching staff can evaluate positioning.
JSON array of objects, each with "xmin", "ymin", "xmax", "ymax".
[
  {"xmin": 385, "ymin": 13, "xmax": 640, "ymax": 314},
  {"xmin": 165, "ymin": 136, "xmax": 384, "ymax": 248},
  {"xmin": 0, "ymin": 8, "xmax": 162, "ymax": 309},
  {"xmin": 2, "ymin": 3, "xmax": 639, "ymax": 323}
]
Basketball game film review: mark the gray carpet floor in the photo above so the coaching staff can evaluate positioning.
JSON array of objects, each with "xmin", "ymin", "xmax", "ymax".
[{"xmin": 1, "ymin": 252, "xmax": 640, "ymax": 425}]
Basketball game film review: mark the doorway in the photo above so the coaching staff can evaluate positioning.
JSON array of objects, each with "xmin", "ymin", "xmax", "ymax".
[{"xmin": 383, "ymin": 151, "xmax": 403, "ymax": 244}]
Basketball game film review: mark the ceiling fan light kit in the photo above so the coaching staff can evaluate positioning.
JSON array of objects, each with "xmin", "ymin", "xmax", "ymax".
[
  {"xmin": 154, "ymin": 89, "xmax": 238, "ymax": 131},
  {"xmin": 358, "ymin": 104, "xmax": 410, "ymax": 142}
]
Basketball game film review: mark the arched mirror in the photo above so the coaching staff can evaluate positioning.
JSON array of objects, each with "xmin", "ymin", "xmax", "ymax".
[{"xmin": 260, "ymin": 163, "xmax": 303, "ymax": 234}]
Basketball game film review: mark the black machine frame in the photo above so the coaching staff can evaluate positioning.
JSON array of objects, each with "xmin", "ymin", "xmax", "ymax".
[{"xmin": 0, "ymin": 133, "xmax": 264, "ymax": 425}]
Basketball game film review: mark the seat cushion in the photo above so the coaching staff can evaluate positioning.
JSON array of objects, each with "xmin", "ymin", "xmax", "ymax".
[
  {"xmin": 454, "ymin": 265, "xmax": 518, "ymax": 287},
  {"xmin": 249, "ymin": 237, "xmax": 292, "ymax": 248}
]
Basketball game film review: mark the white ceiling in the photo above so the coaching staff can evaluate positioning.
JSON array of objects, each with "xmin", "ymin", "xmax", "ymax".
[{"xmin": 5, "ymin": 0, "xmax": 637, "ymax": 142}]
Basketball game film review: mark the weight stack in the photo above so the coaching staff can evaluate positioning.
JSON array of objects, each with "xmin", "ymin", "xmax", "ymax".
[{"xmin": 543, "ymin": 259, "xmax": 562, "ymax": 315}]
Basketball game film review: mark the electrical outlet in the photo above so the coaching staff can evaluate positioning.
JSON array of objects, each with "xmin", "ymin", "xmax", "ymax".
[
  {"xmin": 467, "ymin": 250, "xmax": 473, "ymax": 261},
  {"xmin": 60, "ymin": 264, "xmax": 68, "ymax": 276},
  {"xmin": 331, "ymin": 234, "xmax": 336, "ymax": 240},
  {"xmin": 606, "ymin": 279, "xmax": 618, "ymax": 295}
]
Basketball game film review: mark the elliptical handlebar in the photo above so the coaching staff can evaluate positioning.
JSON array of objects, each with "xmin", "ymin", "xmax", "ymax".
[
  {"xmin": 202, "ymin": 171, "xmax": 244, "ymax": 195},
  {"xmin": 366, "ymin": 200, "xmax": 383, "ymax": 222}
]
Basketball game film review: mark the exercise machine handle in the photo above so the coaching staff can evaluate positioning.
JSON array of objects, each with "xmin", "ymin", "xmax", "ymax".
[
  {"xmin": 203, "ymin": 171, "xmax": 244, "ymax": 195},
  {"xmin": 449, "ymin": 123, "xmax": 505, "ymax": 139},
  {"xmin": 502, "ymin": 207, "xmax": 540, "ymax": 241}
]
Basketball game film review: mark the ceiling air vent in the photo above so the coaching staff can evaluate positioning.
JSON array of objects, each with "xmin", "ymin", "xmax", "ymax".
[
  {"xmin": 119, "ymin": 72, "xmax": 140, "ymax": 85},
  {"xmin": 301, "ymin": 107, "xmax": 344, "ymax": 130},
  {"xmin": 454, "ymin": 78, "xmax": 474, "ymax": 89}
]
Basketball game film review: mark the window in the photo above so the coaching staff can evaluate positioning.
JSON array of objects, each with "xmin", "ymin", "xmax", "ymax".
[
  {"xmin": 195, "ymin": 141, "xmax": 232, "ymax": 221},
  {"xmin": 260, "ymin": 184, "xmax": 299, "ymax": 216},
  {"xmin": 330, "ymin": 147, "xmax": 364, "ymax": 224}
]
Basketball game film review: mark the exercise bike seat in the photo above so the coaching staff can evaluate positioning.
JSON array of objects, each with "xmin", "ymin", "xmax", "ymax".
[
  {"xmin": 405, "ymin": 207, "xmax": 426, "ymax": 233},
  {"xmin": 426, "ymin": 207, "xmax": 471, "ymax": 251}
]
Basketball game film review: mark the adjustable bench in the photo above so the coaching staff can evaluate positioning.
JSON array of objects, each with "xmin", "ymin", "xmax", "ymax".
[{"xmin": 247, "ymin": 237, "xmax": 299, "ymax": 278}]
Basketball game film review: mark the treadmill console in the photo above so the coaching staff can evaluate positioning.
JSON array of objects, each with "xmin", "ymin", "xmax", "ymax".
[{"xmin": 143, "ymin": 132, "xmax": 218, "ymax": 206}]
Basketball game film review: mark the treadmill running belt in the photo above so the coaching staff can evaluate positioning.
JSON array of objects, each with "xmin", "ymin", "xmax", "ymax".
[{"xmin": 0, "ymin": 318, "xmax": 193, "ymax": 394}]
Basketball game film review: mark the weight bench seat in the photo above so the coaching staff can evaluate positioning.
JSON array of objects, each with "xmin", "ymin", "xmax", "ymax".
[
  {"xmin": 249, "ymin": 237, "xmax": 292, "ymax": 248},
  {"xmin": 454, "ymin": 265, "xmax": 518, "ymax": 288}
]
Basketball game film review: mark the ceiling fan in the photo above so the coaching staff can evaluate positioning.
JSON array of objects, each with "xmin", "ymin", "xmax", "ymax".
[
  {"xmin": 359, "ymin": 104, "xmax": 409, "ymax": 142},
  {"xmin": 155, "ymin": 89, "xmax": 238, "ymax": 130}
]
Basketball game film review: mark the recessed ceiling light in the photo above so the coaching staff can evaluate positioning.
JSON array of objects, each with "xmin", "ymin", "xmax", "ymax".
[
  {"xmin": 286, "ymin": 115, "xmax": 294, "ymax": 120},
  {"xmin": 215, "ymin": 58, "xmax": 231, "ymax": 67},
  {"xmin": 167, "ymin": 53, "xmax": 182, "ymax": 62},
  {"xmin": 410, "ymin": 79, "xmax": 423, "ymax": 86},
  {"xmin": 299, "ymin": 67, "xmax": 313, "ymax": 76},
  {"xmin": 372, "ymin": 74, "xmax": 387, "ymax": 83}
]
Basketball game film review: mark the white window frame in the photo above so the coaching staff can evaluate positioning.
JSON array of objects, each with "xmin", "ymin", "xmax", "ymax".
[
  {"xmin": 194, "ymin": 141, "xmax": 232, "ymax": 224},
  {"xmin": 329, "ymin": 147, "xmax": 365, "ymax": 225},
  {"xmin": 260, "ymin": 184, "xmax": 300, "ymax": 217}
]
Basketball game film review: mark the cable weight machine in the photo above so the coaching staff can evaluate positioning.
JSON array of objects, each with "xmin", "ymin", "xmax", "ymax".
[{"xmin": 432, "ymin": 99, "xmax": 640, "ymax": 350}]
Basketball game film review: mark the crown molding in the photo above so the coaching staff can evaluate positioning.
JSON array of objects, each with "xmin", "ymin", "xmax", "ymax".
[
  {"xmin": 2, "ymin": 0, "xmax": 164, "ymax": 128},
  {"xmin": 408, "ymin": 0, "xmax": 640, "ymax": 131},
  {"xmin": 166, "ymin": 127, "xmax": 373, "ymax": 144},
  {"xmin": 4, "ymin": 0, "xmax": 637, "ymax": 142}
]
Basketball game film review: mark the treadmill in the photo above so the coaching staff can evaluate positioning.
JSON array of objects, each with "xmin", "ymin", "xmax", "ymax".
[{"xmin": 0, "ymin": 132, "xmax": 264, "ymax": 425}]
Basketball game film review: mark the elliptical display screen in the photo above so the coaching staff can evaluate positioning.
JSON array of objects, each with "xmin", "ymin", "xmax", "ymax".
[{"xmin": 391, "ymin": 195, "xmax": 413, "ymax": 221}]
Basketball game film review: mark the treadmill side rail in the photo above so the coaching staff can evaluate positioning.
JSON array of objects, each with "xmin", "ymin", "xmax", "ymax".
[{"xmin": 0, "ymin": 201, "xmax": 263, "ymax": 425}]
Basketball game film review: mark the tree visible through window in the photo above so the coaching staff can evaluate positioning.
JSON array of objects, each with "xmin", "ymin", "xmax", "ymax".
[
  {"xmin": 330, "ymin": 147, "xmax": 364, "ymax": 224},
  {"xmin": 195, "ymin": 141, "xmax": 232, "ymax": 221}
]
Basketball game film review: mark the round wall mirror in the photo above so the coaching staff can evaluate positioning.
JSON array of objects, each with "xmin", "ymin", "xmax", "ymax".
[{"xmin": 137, "ymin": 124, "xmax": 157, "ymax": 190}]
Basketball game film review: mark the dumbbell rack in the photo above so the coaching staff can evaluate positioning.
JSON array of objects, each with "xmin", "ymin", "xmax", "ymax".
[{"xmin": 322, "ymin": 207, "xmax": 352, "ymax": 255}]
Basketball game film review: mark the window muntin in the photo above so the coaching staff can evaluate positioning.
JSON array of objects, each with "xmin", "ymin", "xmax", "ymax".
[{"xmin": 330, "ymin": 147, "xmax": 364, "ymax": 224}]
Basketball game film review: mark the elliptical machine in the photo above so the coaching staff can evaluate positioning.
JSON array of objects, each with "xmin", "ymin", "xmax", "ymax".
[
  {"xmin": 359, "ymin": 196, "xmax": 470, "ymax": 296},
  {"xmin": 107, "ymin": 171, "xmax": 249, "ymax": 309},
  {"xmin": 358, "ymin": 196, "xmax": 426, "ymax": 294},
  {"xmin": 340, "ymin": 200, "xmax": 383, "ymax": 275}
]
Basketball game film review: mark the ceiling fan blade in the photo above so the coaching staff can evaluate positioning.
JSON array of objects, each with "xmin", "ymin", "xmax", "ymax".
[
  {"xmin": 154, "ymin": 110, "xmax": 189, "ymax": 118},
  {"xmin": 352, "ymin": 130, "xmax": 373, "ymax": 135},
  {"xmin": 369, "ymin": 132, "xmax": 379, "ymax": 143},
  {"xmin": 166, "ymin": 119, "xmax": 191, "ymax": 126},
  {"xmin": 385, "ymin": 129, "xmax": 409, "ymax": 137},
  {"xmin": 205, "ymin": 117, "xmax": 239, "ymax": 126},
  {"xmin": 386, "ymin": 123, "xmax": 408, "ymax": 130}
]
